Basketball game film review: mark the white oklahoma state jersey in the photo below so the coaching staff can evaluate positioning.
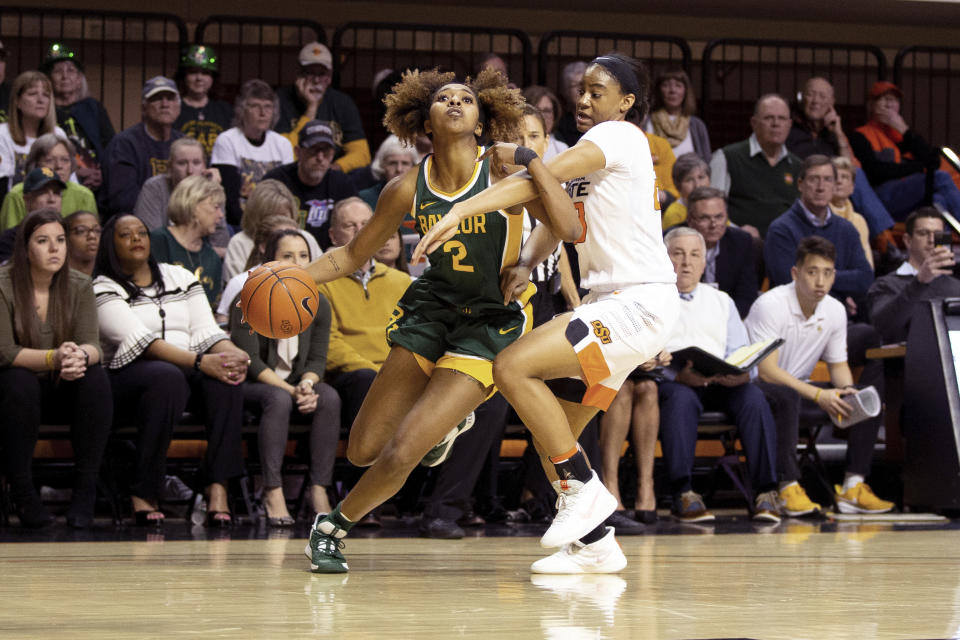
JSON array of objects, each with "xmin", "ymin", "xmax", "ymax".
[{"xmin": 566, "ymin": 120, "xmax": 676, "ymax": 292}]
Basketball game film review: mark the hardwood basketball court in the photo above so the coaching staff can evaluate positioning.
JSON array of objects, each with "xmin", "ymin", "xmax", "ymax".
[{"xmin": 1, "ymin": 520, "xmax": 957, "ymax": 639}]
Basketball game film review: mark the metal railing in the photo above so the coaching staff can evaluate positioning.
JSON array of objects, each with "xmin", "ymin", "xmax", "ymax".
[
  {"xmin": 537, "ymin": 30, "xmax": 691, "ymax": 97},
  {"xmin": 894, "ymin": 46, "xmax": 960, "ymax": 152},
  {"xmin": 0, "ymin": 7, "xmax": 187, "ymax": 129},
  {"xmin": 332, "ymin": 21, "xmax": 533, "ymax": 149},
  {"xmin": 701, "ymin": 39, "xmax": 887, "ymax": 149},
  {"xmin": 194, "ymin": 16, "xmax": 326, "ymax": 100}
]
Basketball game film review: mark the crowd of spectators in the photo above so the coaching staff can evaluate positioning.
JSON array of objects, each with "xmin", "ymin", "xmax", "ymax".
[{"xmin": 0, "ymin": 35, "xmax": 956, "ymax": 533}]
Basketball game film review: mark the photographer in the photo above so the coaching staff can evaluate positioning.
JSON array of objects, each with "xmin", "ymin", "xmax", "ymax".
[{"xmin": 868, "ymin": 207, "xmax": 960, "ymax": 343}]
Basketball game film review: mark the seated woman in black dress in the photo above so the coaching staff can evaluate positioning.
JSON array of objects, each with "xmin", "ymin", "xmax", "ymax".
[
  {"xmin": 94, "ymin": 214, "xmax": 248, "ymax": 527},
  {"xmin": 0, "ymin": 208, "xmax": 112, "ymax": 528}
]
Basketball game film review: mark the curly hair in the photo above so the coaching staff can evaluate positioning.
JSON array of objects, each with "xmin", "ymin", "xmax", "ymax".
[{"xmin": 382, "ymin": 68, "xmax": 524, "ymax": 146}]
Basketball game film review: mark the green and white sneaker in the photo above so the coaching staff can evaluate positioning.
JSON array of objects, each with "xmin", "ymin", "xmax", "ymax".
[
  {"xmin": 420, "ymin": 411, "xmax": 476, "ymax": 467},
  {"xmin": 304, "ymin": 513, "xmax": 349, "ymax": 573}
]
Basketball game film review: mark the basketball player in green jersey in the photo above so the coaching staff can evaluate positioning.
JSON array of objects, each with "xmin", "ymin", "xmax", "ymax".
[{"xmin": 300, "ymin": 68, "xmax": 580, "ymax": 573}]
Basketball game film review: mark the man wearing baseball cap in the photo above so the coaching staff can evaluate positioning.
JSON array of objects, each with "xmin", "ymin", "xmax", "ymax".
[
  {"xmin": 274, "ymin": 42, "xmax": 371, "ymax": 174},
  {"xmin": 263, "ymin": 118, "xmax": 357, "ymax": 250},
  {"xmin": 102, "ymin": 76, "xmax": 184, "ymax": 214},
  {"xmin": 42, "ymin": 42, "xmax": 115, "ymax": 192},
  {"xmin": 850, "ymin": 80, "xmax": 960, "ymax": 221}
]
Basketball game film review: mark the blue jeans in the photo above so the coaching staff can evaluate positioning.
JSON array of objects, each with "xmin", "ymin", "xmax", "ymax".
[
  {"xmin": 875, "ymin": 170, "xmax": 960, "ymax": 222},
  {"xmin": 850, "ymin": 168, "xmax": 895, "ymax": 235}
]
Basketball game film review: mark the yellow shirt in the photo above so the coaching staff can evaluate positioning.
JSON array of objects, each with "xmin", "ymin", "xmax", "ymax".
[
  {"xmin": 832, "ymin": 199, "xmax": 874, "ymax": 269},
  {"xmin": 645, "ymin": 132, "xmax": 679, "ymax": 199},
  {"xmin": 662, "ymin": 200, "xmax": 687, "ymax": 230}
]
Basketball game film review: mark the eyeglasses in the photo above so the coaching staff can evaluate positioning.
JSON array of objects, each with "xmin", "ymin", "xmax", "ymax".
[{"xmin": 70, "ymin": 225, "xmax": 102, "ymax": 237}]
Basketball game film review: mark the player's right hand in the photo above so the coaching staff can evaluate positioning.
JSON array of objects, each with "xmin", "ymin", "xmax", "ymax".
[{"xmin": 500, "ymin": 265, "xmax": 532, "ymax": 305}]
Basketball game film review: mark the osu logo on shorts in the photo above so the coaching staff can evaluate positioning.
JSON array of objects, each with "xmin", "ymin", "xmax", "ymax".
[{"xmin": 591, "ymin": 320, "xmax": 612, "ymax": 345}]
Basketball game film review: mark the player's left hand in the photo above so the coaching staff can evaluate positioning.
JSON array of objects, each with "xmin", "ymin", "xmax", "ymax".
[
  {"xmin": 411, "ymin": 207, "xmax": 463, "ymax": 264},
  {"xmin": 479, "ymin": 142, "xmax": 520, "ymax": 178},
  {"xmin": 500, "ymin": 264, "xmax": 532, "ymax": 305}
]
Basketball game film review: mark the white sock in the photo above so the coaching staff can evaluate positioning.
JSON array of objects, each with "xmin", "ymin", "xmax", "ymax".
[
  {"xmin": 779, "ymin": 481, "xmax": 799, "ymax": 491},
  {"xmin": 843, "ymin": 473, "xmax": 864, "ymax": 492}
]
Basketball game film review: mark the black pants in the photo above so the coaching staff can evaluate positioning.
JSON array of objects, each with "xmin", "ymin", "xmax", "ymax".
[
  {"xmin": 111, "ymin": 360, "xmax": 245, "ymax": 500},
  {"xmin": 422, "ymin": 393, "xmax": 509, "ymax": 520},
  {"xmin": 756, "ymin": 322, "xmax": 885, "ymax": 483},
  {"xmin": 328, "ymin": 368, "xmax": 377, "ymax": 433},
  {"xmin": 0, "ymin": 365, "xmax": 112, "ymax": 494}
]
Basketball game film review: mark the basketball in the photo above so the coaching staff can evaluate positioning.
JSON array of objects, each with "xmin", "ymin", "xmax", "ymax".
[{"xmin": 240, "ymin": 261, "xmax": 321, "ymax": 339}]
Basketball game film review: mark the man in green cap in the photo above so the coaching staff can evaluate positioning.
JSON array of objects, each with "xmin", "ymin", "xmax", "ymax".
[
  {"xmin": 42, "ymin": 42, "xmax": 115, "ymax": 192},
  {"xmin": 173, "ymin": 44, "xmax": 233, "ymax": 155}
]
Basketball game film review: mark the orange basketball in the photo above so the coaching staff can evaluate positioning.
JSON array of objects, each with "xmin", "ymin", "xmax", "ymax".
[{"xmin": 240, "ymin": 261, "xmax": 321, "ymax": 339}]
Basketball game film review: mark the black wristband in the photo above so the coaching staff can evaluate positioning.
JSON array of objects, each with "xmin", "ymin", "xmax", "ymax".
[
  {"xmin": 513, "ymin": 146, "xmax": 538, "ymax": 167},
  {"xmin": 194, "ymin": 352, "xmax": 203, "ymax": 371}
]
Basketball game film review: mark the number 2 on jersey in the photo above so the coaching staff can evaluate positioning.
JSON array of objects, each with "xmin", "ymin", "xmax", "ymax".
[
  {"xmin": 574, "ymin": 202, "xmax": 588, "ymax": 244},
  {"xmin": 443, "ymin": 240, "xmax": 474, "ymax": 272}
]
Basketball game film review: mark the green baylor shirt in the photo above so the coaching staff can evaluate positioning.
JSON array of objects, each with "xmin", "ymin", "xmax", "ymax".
[{"xmin": 412, "ymin": 147, "xmax": 527, "ymax": 315}]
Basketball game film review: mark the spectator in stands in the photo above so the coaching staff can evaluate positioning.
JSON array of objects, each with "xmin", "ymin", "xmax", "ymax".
[
  {"xmin": 522, "ymin": 85, "xmax": 568, "ymax": 160},
  {"xmin": 174, "ymin": 45, "xmax": 233, "ymax": 156},
  {"xmin": 357, "ymin": 135, "xmax": 418, "ymax": 213},
  {"xmin": 103, "ymin": 76, "xmax": 184, "ymax": 215},
  {"xmin": 230, "ymin": 228, "xmax": 339, "ymax": 525},
  {"xmin": 646, "ymin": 131, "xmax": 679, "ymax": 208},
  {"xmin": 43, "ymin": 43, "xmax": 114, "ymax": 192},
  {"xmin": 850, "ymin": 81, "xmax": 960, "ymax": 221},
  {"xmin": 646, "ymin": 68, "xmax": 711, "ymax": 163},
  {"xmin": 554, "ymin": 60, "xmax": 587, "ymax": 147},
  {"xmin": 658, "ymin": 227, "xmax": 780, "ymax": 523},
  {"xmin": 868, "ymin": 207, "xmax": 960, "ymax": 343},
  {"xmin": 0, "ymin": 40, "xmax": 9, "ymax": 123},
  {"xmin": 787, "ymin": 77, "xmax": 894, "ymax": 236},
  {"xmin": 133, "ymin": 137, "xmax": 228, "ymax": 254},
  {"xmin": 211, "ymin": 79, "xmax": 294, "ymax": 227},
  {"xmin": 746, "ymin": 236, "xmax": 894, "ymax": 516},
  {"xmin": 0, "ymin": 209, "xmax": 111, "ymax": 528},
  {"xmin": 262, "ymin": 119, "xmax": 356, "ymax": 251},
  {"xmin": 275, "ymin": 42, "xmax": 370, "ymax": 173},
  {"xmin": 373, "ymin": 228, "xmax": 409, "ymax": 274},
  {"xmin": 221, "ymin": 178, "xmax": 321, "ymax": 283},
  {"xmin": 661, "ymin": 152, "xmax": 710, "ymax": 230},
  {"xmin": 20, "ymin": 167, "xmax": 64, "ymax": 215},
  {"xmin": 0, "ymin": 71, "xmax": 67, "ymax": 188},
  {"xmin": 765, "ymin": 155, "xmax": 873, "ymax": 309},
  {"xmin": 318, "ymin": 197, "xmax": 411, "ymax": 437},
  {"xmin": 710, "ymin": 94, "xmax": 801, "ymax": 238},
  {"xmin": 217, "ymin": 214, "xmax": 303, "ymax": 325},
  {"xmin": 2, "ymin": 136, "xmax": 98, "ymax": 229},
  {"xmin": 831, "ymin": 156, "xmax": 874, "ymax": 270},
  {"xmin": 64, "ymin": 210, "xmax": 100, "ymax": 276},
  {"xmin": 149, "ymin": 175, "xmax": 225, "ymax": 306},
  {"xmin": 94, "ymin": 214, "xmax": 248, "ymax": 527},
  {"xmin": 685, "ymin": 187, "xmax": 759, "ymax": 318}
]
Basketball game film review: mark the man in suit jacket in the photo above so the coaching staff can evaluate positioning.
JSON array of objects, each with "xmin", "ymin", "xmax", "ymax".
[{"xmin": 686, "ymin": 186, "xmax": 759, "ymax": 318}]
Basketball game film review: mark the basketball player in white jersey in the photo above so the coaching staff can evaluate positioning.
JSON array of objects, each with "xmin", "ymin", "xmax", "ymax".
[{"xmin": 414, "ymin": 53, "xmax": 679, "ymax": 574}]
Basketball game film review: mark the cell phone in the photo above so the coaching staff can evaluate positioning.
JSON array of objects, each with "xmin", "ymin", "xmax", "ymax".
[{"xmin": 935, "ymin": 231, "xmax": 953, "ymax": 249}]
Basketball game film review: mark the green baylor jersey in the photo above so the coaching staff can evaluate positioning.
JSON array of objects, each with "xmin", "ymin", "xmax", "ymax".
[{"xmin": 411, "ymin": 147, "xmax": 525, "ymax": 315}]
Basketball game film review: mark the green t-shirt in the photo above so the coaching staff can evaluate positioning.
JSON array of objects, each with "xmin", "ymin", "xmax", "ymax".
[
  {"xmin": 0, "ymin": 181, "xmax": 98, "ymax": 231},
  {"xmin": 149, "ymin": 226, "xmax": 223, "ymax": 308}
]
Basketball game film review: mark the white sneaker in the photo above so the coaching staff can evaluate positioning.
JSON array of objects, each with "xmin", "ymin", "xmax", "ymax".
[
  {"xmin": 532, "ymin": 526, "xmax": 627, "ymax": 574},
  {"xmin": 541, "ymin": 471, "xmax": 618, "ymax": 548},
  {"xmin": 420, "ymin": 412, "xmax": 476, "ymax": 467}
]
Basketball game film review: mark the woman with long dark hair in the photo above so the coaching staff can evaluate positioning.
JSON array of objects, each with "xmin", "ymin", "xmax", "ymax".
[
  {"xmin": 0, "ymin": 208, "xmax": 111, "ymax": 528},
  {"xmin": 94, "ymin": 214, "xmax": 248, "ymax": 527},
  {"xmin": 230, "ymin": 228, "xmax": 339, "ymax": 525}
]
